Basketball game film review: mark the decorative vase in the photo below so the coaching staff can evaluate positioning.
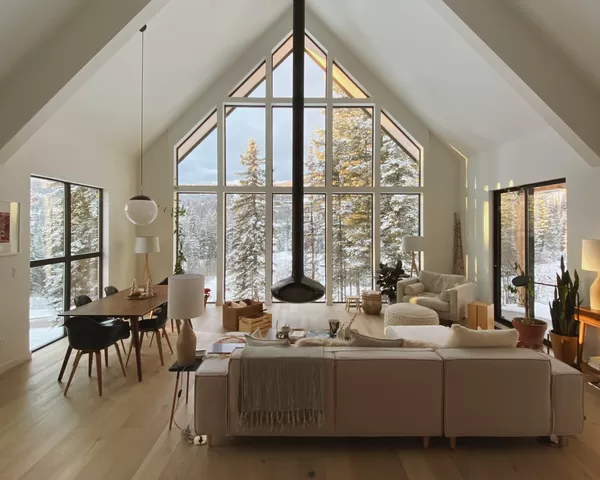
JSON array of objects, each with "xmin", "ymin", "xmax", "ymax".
[
  {"xmin": 550, "ymin": 331, "xmax": 578, "ymax": 365},
  {"xmin": 204, "ymin": 294, "xmax": 209, "ymax": 308},
  {"xmin": 512, "ymin": 317, "xmax": 547, "ymax": 349},
  {"xmin": 177, "ymin": 319, "xmax": 197, "ymax": 366}
]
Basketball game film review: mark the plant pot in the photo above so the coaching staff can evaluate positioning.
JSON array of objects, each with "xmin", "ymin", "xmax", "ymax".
[
  {"xmin": 511, "ymin": 317, "xmax": 547, "ymax": 349},
  {"xmin": 550, "ymin": 331, "xmax": 578, "ymax": 365},
  {"xmin": 204, "ymin": 295, "xmax": 209, "ymax": 308},
  {"xmin": 387, "ymin": 296, "xmax": 397, "ymax": 305}
]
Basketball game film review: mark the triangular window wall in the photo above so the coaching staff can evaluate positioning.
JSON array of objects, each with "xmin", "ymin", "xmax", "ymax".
[{"xmin": 175, "ymin": 30, "xmax": 423, "ymax": 305}]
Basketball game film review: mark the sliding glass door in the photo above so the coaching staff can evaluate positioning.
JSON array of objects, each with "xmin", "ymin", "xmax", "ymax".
[
  {"xmin": 493, "ymin": 180, "xmax": 567, "ymax": 325},
  {"xmin": 29, "ymin": 177, "xmax": 103, "ymax": 351}
]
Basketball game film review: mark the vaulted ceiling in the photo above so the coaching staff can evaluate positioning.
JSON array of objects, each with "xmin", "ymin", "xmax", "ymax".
[{"xmin": 0, "ymin": 0, "xmax": 598, "ymax": 165}]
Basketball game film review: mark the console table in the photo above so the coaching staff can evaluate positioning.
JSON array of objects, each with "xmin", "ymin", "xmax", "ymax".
[{"xmin": 576, "ymin": 307, "xmax": 600, "ymax": 368}]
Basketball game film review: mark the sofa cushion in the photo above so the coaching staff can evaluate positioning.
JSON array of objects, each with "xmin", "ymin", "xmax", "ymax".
[
  {"xmin": 245, "ymin": 335, "xmax": 290, "ymax": 347},
  {"xmin": 444, "ymin": 324, "xmax": 518, "ymax": 348},
  {"xmin": 349, "ymin": 330, "xmax": 405, "ymax": 347},
  {"xmin": 418, "ymin": 271, "xmax": 447, "ymax": 294},
  {"xmin": 405, "ymin": 293, "xmax": 450, "ymax": 312},
  {"xmin": 404, "ymin": 282, "xmax": 425, "ymax": 295},
  {"xmin": 418, "ymin": 271, "xmax": 466, "ymax": 295}
]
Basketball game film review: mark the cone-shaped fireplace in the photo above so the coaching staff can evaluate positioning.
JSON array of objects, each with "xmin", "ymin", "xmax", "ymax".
[{"xmin": 271, "ymin": 0, "xmax": 325, "ymax": 303}]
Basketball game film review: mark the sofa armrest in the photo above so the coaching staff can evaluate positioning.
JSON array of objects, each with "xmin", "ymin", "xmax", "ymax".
[
  {"xmin": 397, "ymin": 278, "xmax": 419, "ymax": 299},
  {"xmin": 195, "ymin": 358, "xmax": 230, "ymax": 436},
  {"xmin": 446, "ymin": 282, "xmax": 477, "ymax": 323},
  {"xmin": 546, "ymin": 356, "xmax": 584, "ymax": 435}
]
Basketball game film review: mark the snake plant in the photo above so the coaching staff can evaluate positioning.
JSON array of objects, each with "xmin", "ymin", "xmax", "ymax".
[{"xmin": 549, "ymin": 256, "xmax": 581, "ymax": 337}]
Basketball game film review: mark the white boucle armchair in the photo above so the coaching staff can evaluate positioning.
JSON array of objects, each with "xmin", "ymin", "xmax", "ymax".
[{"xmin": 396, "ymin": 271, "xmax": 476, "ymax": 323}]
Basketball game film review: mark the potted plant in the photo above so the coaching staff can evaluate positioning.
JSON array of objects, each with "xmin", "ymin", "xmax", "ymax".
[
  {"xmin": 376, "ymin": 260, "xmax": 405, "ymax": 304},
  {"xmin": 510, "ymin": 263, "xmax": 547, "ymax": 349},
  {"xmin": 549, "ymin": 256, "xmax": 581, "ymax": 365},
  {"xmin": 204, "ymin": 287, "xmax": 211, "ymax": 307}
]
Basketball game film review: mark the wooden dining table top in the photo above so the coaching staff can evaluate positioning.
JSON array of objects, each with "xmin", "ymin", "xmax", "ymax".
[{"xmin": 59, "ymin": 285, "xmax": 168, "ymax": 318}]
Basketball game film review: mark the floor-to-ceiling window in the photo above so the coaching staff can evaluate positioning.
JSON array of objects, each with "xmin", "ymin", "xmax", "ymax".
[
  {"xmin": 176, "ymin": 32, "xmax": 422, "ymax": 304},
  {"xmin": 29, "ymin": 177, "xmax": 103, "ymax": 351},
  {"xmin": 493, "ymin": 179, "xmax": 567, "ymax": 324}
]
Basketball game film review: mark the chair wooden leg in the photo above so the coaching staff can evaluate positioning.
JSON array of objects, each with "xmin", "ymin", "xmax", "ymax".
[
  {"xmin": 58, "ymin": 345, "xmax": 73, "ymax": 382},
  {"xmin": 126, "ymin": 338, "xmax": 134, "ymax": 367},
  {"xmin": 156, "ymin": 329, "xmax": 165, "ymax": 366},
  {"xmin": 169, "ymin": 372, "xmax": 180, "ymax": 430},
  {"xmin": 206, "ymin": 435, "xmax": 213, "ymax": 448},
  {"xmin": 163, "ymin": 327, "xmax": 174, "ymax": 354},
  {"xmin": 88, "ymin": 352, "xmax": 93, "ymax": 377},
  {"xmin": 95, "ymin": 351, "xmax": 103, "ymax": 396},
  {"xmin": 64, "ymin": 351, "xmax": 83, "ymax": 396},
  {"xmin": 176, "ymin": 319, "xmax": 181, "ymax": 335},
  {"xmin": 114, "ymin": 343, "xmax": 126, "ymax": 377},
  {"xmin": 171, "ymin": 318, "xmax": 175, "ymax": 333},
  {"xmin": 105, "ymin": 348, "xmax": 109, "ymax": 367},
  {"xmin": 149, "ymin": 331, "xmax": 155, "ymax": 347},
  {"xmin": 449, "ymin": 437, "xmax": 456, "ymax": 449},
  {"xmin": 423, "ymin": 436, "xmax": 430, "ymax": 449},
  {"xmin": 120, "ymin": 339, "xmax": 126, "ymax": 352}
]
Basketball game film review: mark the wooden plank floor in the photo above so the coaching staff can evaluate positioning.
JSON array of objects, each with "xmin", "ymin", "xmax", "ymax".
[{"xmin": 1, "ymin": 304, "xmax": 600, "ymax": 480}]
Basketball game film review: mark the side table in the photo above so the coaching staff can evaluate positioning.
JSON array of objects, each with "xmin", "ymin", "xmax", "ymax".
[{"xmin": 169, "ymin": 359, "xmax": 203, "ymax": 430}]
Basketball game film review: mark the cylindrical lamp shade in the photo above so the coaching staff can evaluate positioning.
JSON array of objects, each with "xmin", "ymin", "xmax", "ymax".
[
  {"xmin": 135, "ymin": 236, "xmax": 160, "ymax": 254},
  {"xmin": 582, "ymin": 239, "xmax": 600, "ymax": 271},
  {"xmin": 125, "ymin": 195, "xmax": 158, "ymax": 226},
  {"xmin": 402, "ymin": 236, "xmax": 425, "ymax": 253},
  {"xmin": 168, "ymin": 274, "xmax": 205, "ymax": 319}
]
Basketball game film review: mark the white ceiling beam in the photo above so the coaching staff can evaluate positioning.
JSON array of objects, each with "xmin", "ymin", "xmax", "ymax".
[
  {"xmin": 0, "ymin": 0, "xmax": 170, "ymax": 165},
  {"xmin": 424, "ymin": 0, "xmax": 600, "ymax": 167}
]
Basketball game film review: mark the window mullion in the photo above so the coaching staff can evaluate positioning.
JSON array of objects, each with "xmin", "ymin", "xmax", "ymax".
[
  {"xmin": 265, "ymin": 103, "xmax": 274, "ymax": 305},
  {"xmin": 64, "ymin": 184, "xmax": 72, "ymax": 310},
  {"xmin": 216, "ymin": 105, "xmax": 225, "ymax": 305},
  {"xmin": 325, "ymin": 58, "xmax": 334, "ymax": 304},
  {"xmin": 373, "ymin": 106, "xmax": 382, "ymax": 280}
]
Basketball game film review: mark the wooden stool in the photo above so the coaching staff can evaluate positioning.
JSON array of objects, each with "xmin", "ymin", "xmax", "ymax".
[{"xmin": 345, "ymin": 296, "xmax": 361, "ymax": 312}]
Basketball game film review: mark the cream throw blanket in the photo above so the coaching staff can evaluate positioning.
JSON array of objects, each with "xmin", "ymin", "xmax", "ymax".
[{"xmin": 238, "ymin": 346, "xmax": 325, "ymax": 429}]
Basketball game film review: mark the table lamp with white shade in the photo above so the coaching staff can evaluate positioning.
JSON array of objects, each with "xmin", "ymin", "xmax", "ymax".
[
  {"xmin": 582, "ymin": 239, "xmax": 600, "ymax": 309},
  {"xmin": 168, "ymin": 274, "xmax": 205, "ymax": 366},
  {"xmin": 135, "ymin": 236, "xmax": 160, "ymax": 284},
  {"xmin": 402, "ymin": 236, "xmax": 424, "ymax": 277}
]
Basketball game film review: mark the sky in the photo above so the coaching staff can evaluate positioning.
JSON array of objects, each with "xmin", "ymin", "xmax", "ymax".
[{"xmin": 178, "ymin": 53, "xmax": 331, "ymax": 186}]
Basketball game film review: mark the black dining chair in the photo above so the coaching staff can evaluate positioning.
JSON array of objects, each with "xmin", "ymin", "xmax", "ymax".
[
  {"xmin": 74, "ymin": 294, "xmax": 126, "ymax": 363},
  {"xmin": 63, "ymin": 317, "xmax": 130, "ymax": 396},
  {"xmin": 126, "ymin": 302, "xmax": 172, "ymax": 367},
  {"xmin": 104, "ymin": 285, "xmax": 119, "ymax": 296}
]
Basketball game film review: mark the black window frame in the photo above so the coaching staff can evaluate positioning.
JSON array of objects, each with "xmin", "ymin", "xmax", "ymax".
[
  {"xmin": 492, "ymin": 177, "xmax": 566, "ymax": 328},
  {"xmin": 30, "ymin": 176, "xmax": 104, "ymax": 352}
]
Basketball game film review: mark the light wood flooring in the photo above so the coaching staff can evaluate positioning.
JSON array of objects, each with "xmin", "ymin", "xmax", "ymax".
[{"xmin": 1, "ymin": 304, "xmax": 600, "ymax": 480}]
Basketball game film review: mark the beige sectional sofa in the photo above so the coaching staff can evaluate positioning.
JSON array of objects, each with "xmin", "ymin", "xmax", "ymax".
[{"xmin": 195, "ymin": 346, "xmax": 584, "ymax": 447}]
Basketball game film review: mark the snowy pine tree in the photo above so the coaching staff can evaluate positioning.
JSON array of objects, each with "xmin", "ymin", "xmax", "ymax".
[{"xmin": 226, "ymin": 138, "xmax": 266, "ymax": 299}]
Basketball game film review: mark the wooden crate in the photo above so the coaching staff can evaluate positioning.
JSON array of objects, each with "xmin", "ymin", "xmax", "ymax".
[
  {"xmin": 239, "ymin": 312, "xmax": 272, "ymax": 333},
  {"xmin": 467, "ymin": 302, "xmax": 495, "ymax": 330}
]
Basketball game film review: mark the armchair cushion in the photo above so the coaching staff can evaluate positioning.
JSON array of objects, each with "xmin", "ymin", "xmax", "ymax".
[
  {"xmin": 404, "ymin": 283, "xmax": 425, "ymax": 296},
  {"xmin": 396, "ymin": 278, "xmax": 418, "ymax": 298}
]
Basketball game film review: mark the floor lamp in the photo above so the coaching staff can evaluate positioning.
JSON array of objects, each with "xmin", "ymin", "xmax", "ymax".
[
  {"xmin": 402, "ymin": 236, "xmax": 424, "ymax": 277},
  {"xmin": 135, "ymin": 236, "xmax": 160, "ymax": 284}
]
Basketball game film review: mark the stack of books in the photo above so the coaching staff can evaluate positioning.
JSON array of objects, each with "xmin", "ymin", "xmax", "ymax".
[{"xmin": 587, "ymin": 356, "xmax": 600, "ymax": 372}]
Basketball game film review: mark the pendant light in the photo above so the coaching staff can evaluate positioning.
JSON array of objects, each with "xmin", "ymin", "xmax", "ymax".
[
  {"xmin": 125, "ymin": 25, "xmax": 158, "ymax": 226},
  {"xmin": 271, "ymin": 0, "xmax": 325, "ymax": 303}
]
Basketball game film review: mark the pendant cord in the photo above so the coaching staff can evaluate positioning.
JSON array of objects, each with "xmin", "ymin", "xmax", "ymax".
[{"xmin": 140, "ymin": 25, "xmax": 146, "ymax": 195}]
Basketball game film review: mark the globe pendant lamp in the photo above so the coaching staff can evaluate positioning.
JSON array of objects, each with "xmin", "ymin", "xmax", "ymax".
[{"xmin": 125, "ymin": 25, "xmax": 158, "ymax": 226}]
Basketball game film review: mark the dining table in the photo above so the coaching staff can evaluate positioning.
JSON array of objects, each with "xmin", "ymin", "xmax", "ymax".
[{"xmin": 59, "ymin": 285, "xmax": 168, "ymax": 382}]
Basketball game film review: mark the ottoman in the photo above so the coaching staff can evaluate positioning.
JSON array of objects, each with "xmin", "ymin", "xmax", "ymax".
[{"xmin": 384, "ymin": 303, "xmax": 439, "ymax": 327}]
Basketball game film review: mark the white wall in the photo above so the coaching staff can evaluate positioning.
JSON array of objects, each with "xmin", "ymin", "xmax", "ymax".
[
  {"xmin": 465, "ymin": 125, "xmax": 600, "ymax": 357},
  {"xmin": 139, "ymin": 10, "xmax": 463, "ymax": 301},
  {"xmin": 0, "ymin": 120, "xmax": 137, "ymax": 374}
]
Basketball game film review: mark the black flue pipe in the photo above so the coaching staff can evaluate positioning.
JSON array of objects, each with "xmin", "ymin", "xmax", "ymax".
[{"xmin": 271, "ymin": 0, "xmax": 325, "ymax": 303}]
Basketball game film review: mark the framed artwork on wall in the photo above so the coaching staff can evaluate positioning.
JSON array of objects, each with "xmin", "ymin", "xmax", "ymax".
[{"xmin": 0, "ymin": 201, "xmax": 20, "ymax": 256}]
